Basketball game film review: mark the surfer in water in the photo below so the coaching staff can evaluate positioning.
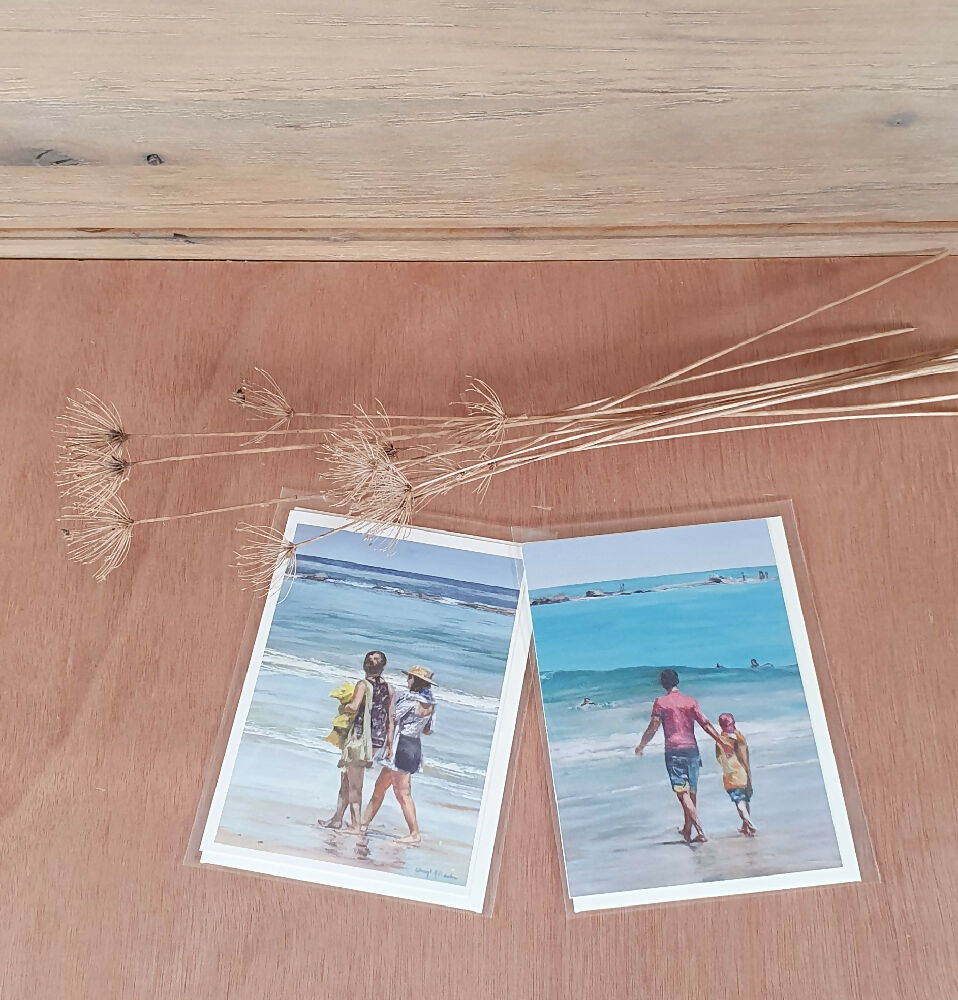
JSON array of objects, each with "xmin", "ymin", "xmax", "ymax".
[
  {"xmin": 634, "ymin": 669, "xmax": 726, "ymax": 843},
  {"xmin": 579, "ymin": 697, "xmax": 595, "ymax": 707}
]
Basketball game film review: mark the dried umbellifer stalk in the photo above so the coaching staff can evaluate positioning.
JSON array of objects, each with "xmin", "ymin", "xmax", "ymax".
[
  {"xmin": 56, "ymin": 389, "xmax": 130, "ymax": 458},
  {"xmin": 59, "ymin": 497, "xmax": 135, "ymax": 583},
  {"xmin": 58, "ymin": 250, "xmax": 958, "ymax": 588},
  {"xmin": 59, "ymin": 492, "xmax": 330, "ymax": 583},
  {"xmin": 233, "ymin": 524, "xmax": 300, "ymax": 593}
]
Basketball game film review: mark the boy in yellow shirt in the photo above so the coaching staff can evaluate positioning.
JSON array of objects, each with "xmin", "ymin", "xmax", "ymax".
[{"xmin": 715, "ymin": 712, "xmax": 756, "ymax": 837}]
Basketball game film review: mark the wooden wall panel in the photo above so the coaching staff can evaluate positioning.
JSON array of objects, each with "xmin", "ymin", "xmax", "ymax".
[
  {"xmin": 2, "ymin": 257, "xmax": 957, "ymax": 998},
  {"xmin": 0, "ymin": 2, "xmax": 956, "ymax": 258}
]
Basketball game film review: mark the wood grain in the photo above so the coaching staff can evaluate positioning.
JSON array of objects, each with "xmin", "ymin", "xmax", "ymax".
[
  {"xmin": 2, "ymin": 257, "xmax": 958, "ymax": 998},
  {"xmin": 0, "ymin": 1, "xmax": 956, "ymax": 258}
]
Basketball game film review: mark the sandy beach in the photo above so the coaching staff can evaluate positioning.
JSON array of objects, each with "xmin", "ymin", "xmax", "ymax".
[
  {"xmin": 557, "ymin": 741, "xmax": 840, "ymax": 897},
  {"xmin": 215, "ymin": 721, "xmax": 483, "ymax": 885}
]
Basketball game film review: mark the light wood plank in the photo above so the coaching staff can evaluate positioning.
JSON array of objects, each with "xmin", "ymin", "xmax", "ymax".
[
  {"xmin": 0, "ymin": 1, "xmax": 956, "ymax": 256},
  {"xmin": 0, "ymin": 227, "xmax": 954, "ymax": 260}
]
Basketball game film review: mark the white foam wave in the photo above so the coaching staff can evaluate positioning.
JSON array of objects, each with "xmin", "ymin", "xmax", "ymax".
[
  {"xmin": 426, "ymin": 758, "xmax": 487, "ymax": 781},
  {"xmin": 754, "ymin": 757, "xmax": 821, "ymax": 772},
  {"xmin": 262, "ymin": 649, "xmax": 354, "ymax": 684},
  {"xmin": 261, "ymin": 647, "xmax": 500, "ymax": 714},
  {"xmin": 245, "ymin": 722, "xmax": 341, "ymax": 756},
  {"xmin": 548, "ymin": 717, "xmax": 817, "ymax": 767},
  {"xmin": 243, "ymin": 722, "xmax": 486, "ymax": 787},
  {"xmin": 548, "ymin": 731, "xmax": 640, "ymax": 765}
]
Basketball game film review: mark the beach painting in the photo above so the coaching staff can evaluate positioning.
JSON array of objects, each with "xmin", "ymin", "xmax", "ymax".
[
  {"xmin": 199, "ymin": 510, "xmax": 530, "ymax": 912},
  {"xmin": 523, "ymin": 516, "xmax": 861, "ymax": 912}
]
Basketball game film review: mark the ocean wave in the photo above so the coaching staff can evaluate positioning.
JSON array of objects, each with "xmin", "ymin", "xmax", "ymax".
[
  {"xmin": 243, "ymin": 721, "xmax": 486, "ymax": 789},
  {"xmin": 426, "ymin": 758, "xmax": 487, "ymax": 782},
  {"xmin": 295, "ymin": 572, "xmax": 516, "ymax": 615},
  {"xmin": 548, "ymin": 717, "xmax": 817, "ymax": 767},
  {"xmin": 548, "ymin": 731, "xmax": 643, "ymax": 765},
  {"xmin": 261, "ymin": 648, "xmax": 501, "ymax": 714},
  {"xmin": 542, "ymin": 662, "xmax": 799, "ymax": 684},
  {"xmin": 755, "ymin": 757, "xmax": 822, "ymax": 772},
  {"xmin": 555, "ymin": 756, "xmax": 824, "ymax": 808},
  {"xmin": 245, "ymin": 721, "xmax": 341, "ymax": 756}
]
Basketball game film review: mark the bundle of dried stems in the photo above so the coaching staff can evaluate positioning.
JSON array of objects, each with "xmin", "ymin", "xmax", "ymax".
[{"xmin": 56, "ymin": 251, "xmax": 956, "ymax": 590}]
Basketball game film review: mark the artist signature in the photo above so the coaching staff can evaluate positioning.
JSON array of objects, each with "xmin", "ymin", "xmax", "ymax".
[{"xmin": 415, "ymin": 866, "xmax": 459, "ymax": 882}]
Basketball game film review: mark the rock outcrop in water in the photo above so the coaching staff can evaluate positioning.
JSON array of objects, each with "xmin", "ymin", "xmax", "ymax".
[{"xmin": 532, "ymin": 572, "xmax": 773, "ymax": 607}]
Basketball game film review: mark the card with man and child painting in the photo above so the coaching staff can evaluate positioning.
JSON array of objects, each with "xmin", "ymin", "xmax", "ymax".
[
  {"xmin": 523, "ymin": 514, "xmax": 864, "ymax": 912},
  {"xmin": 198, "ymin": 510, "xmax": 531, "ymax": 913}
]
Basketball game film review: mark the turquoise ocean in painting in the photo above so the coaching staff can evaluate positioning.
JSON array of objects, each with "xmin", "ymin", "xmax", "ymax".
[{"xmin": 532, "ymin": 566, "xmax": 844, "ymax": 898}]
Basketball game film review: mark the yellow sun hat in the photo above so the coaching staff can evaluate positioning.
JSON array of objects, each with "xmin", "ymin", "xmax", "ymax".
[{"xmin": 403, "ymin": 665, "xmax": 436, "ymax": 686}]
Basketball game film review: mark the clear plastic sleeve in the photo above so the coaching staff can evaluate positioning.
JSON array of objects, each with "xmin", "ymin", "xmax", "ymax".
[
  {"xmin": 187, "ymin": 489, "xmax": 533, "ymax": 917},
  {"xmin": 514, "ymin": 499, "xmax": 878, "ymax": 916}
]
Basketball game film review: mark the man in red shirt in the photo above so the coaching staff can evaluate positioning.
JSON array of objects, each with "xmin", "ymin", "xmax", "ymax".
[{"xmin": 635, "ymin": 669, "xmax": 725, "ymax": 843}]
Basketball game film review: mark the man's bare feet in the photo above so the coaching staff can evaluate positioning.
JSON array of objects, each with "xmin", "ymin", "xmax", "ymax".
[
  {"xmin": 396, "ymin": 833, "xmax": 421, "ymax": 846},
  {"xmin": 319, "ymin": 817, "xmax": 343, "ymax": 829},
  {"xmin": 690, "ymin": 832, "xmax": 708, "ymax": 843}
]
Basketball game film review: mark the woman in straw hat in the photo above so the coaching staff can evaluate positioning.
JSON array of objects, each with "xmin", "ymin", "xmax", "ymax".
[{"xmin": 361, "ymin": 666, "xmax": 436, "ymax": 845}]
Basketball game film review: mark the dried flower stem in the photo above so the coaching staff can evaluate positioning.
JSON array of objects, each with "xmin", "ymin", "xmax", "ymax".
[
  {"xmin": 59, "ymin": 491, "xmax": 333, "ymax": 582},
  {"xmin": 742, "ymin": 391, "xmax": 958, "ymax": 416},
  {"xmin": 407, "ymin": 346, "xmax": 958, "ymax": 499},
  {"xmin": 658, "ymin": 326, "xmax": 916, "ymax": 389},
  {"xmin": 56, "ymin": 440, "xmax": 335, "ymax": 507},
  {"xmin": 583, "ymin": 251, "xmax": 947, "ymax": 412},
  {"xmin": 489, "ymin": 344, "xmax": 958, "ymax": 445},
  {"xmin": 446, "ymin": 327, "xmax": 914, "ymax": 435},
  {"xmin": 422, "ymin": 406, "xmax": 958, "ymax": 496},
  {"xmin": 583, "ymin": 410, "xmax": 958, "ymax": 449}
]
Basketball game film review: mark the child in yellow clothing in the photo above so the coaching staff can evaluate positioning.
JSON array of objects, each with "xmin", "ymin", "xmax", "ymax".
[
  {"xmin": 715, "ymin": 712, "xmax": 756, "ymax": 837},
  {"xmin": 325, "ymin": 682, "xmax": 357, "ymax": 749}
]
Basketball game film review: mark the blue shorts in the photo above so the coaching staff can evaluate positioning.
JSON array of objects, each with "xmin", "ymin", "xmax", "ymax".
[
  {"xmin": 664, "ymin": 748, "xmax": 701, "ymax": 793},
  {"xmin": 727, "ymin": 787, "xmax": 750, "ymax": 804}
]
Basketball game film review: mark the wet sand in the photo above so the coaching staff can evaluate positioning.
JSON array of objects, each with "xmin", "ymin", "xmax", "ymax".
[{"xmin": 214, "ymin": 735, "xmax": 479, "ymax": 884}]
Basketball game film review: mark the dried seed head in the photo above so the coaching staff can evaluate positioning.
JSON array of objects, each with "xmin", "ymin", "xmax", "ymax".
[
  {"xmin": 459, "ymin": 378, "xmax": 507, "ymax": 454},
  {"xmin": 55, "ymin": 450, "xmax": 132, "ymax": 507},
  {"xmin": 231, "ymin": 368, "xmax": 295, "ymax": 441},
  {"xmin": 233, "ymin": 523, "xmax": 298, "ymax": 594},
  {"xmin": 321, "ymin": 409, "xmax": 408, "ymax": 510},
  {"xmin": 351, "ymin": 471, "xmax": 417, "ymax": 550},
  {"xmin": 56, "ymin": 389, "xmax": 129, "ymax": 458},
  {"xmin": 321, "ymin": 410, "xmax": 422, "ymax": 547},
  {"xmin": 59, "ymin": 497, "xmax": 134, "ymax": 582}
]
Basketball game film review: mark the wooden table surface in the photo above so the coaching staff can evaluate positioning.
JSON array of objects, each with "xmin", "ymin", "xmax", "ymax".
[
  {"xmin": 2, "ymin": 256, "xmax": 957, "ymax": 998},
  {"xmin": 1, "ymin": 1, "xmax": 957, "ymax": 259}
]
